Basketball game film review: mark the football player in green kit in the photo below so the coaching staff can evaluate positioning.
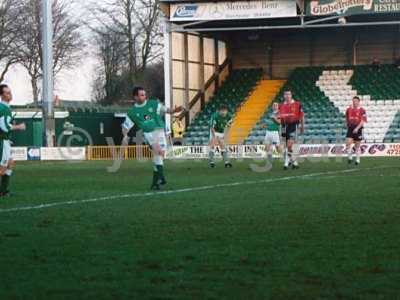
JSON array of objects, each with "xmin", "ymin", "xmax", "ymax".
[
  {"xmin": 0, "ymin": 84, "xmax": 26, "ymax": 197},
  {"xmin": 122, "ymin": 87, "xmax": 184, "ymax": 190},
  {"xmin": 262, "ymin": 102, "xmax": 283, "ymax": 163},
  {"xmin": 209, "ymin": 105, "xmax": 233, "ymax": 168}
]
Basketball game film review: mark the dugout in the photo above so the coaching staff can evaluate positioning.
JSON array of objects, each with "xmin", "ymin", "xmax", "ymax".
[{"xmin": 160, "ymin": 0, "xmax": 400, "ymax": 129}]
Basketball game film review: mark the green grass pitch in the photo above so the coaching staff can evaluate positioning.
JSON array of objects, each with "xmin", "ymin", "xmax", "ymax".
[{"xmin": 0, "ymin": 158, "xmax": 399, "ymax": 299}]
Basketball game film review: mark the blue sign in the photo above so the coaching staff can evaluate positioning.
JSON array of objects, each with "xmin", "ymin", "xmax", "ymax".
[
  {"xmin": 173, "ymin": 5, "xmax": 198, "ymax": 18},
  {"xmin": 27, "ymin": 147, "xmax": 41, "ymax": 161}
]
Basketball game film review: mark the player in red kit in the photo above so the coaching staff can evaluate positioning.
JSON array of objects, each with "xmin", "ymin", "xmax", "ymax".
[
  {"xmin": 278, "ymin": 90, "xmax": 305, "ymax": 169},
  {"xmin": 345, "ymin": 96, "xmax": 367, "ymax": 165}
]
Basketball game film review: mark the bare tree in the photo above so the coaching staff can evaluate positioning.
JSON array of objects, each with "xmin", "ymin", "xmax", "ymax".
[
  {"xmin": 88, "ymin": 0, "xmax": 163, "ymax": 96},
  {"xmin": 143, "ymin": 61, "xmax": 164, "ymax": 101},
  {"xmin": 17, "ymin": 0, "xmax": 83, "ymax": 103},
  {"xmin": 0, "ymin": 0, "xmax": 23, "ymax": 82},
  {"xmin": 92, "ymin": 27, "xmax": 127, "ymax": 104},
  {"xmin": 134, "ymin": 0, "xmax": 163, "ymax": 72}
]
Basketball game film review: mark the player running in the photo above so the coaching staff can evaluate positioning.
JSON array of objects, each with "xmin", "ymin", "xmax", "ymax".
[
  {"xmin": 345, "ymin": 96, "xmax": 367, "ymax": 165},
  {"xmin": 208, "ymin": 105, "xmax": 233, "ymax": 168},
  {"xmin": 0, "ymin": 84, "xmax": 26, "ymax": 197},
  {"xmin": 278, "ymin": 90, "xmax": 304, "ymax": 170},
  {"xmin": 121, "ymin": 87, "xmax": 183, "ymax": 191},
  {"xmin": 262, "ymin": 102, "xmax": 282, "ymax": 163}
]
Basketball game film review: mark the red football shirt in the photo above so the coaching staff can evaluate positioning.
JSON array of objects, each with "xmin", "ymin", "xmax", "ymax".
[
  {"xmin": 278, "ymin": 100, "xmax": 304, "ymax": 124},
  {"xmin": 346, "ymin": 106, "xmax": 367, "ymax": 127}
]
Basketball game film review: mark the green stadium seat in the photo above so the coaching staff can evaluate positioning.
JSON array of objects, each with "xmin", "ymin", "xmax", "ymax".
[
  {"xmin": 184, "ymin": 68, "xmax": 263, "ymax": 145},
  {"xmin": 247, "ymin": 66, "xmax": 348, "ymax": 143}
]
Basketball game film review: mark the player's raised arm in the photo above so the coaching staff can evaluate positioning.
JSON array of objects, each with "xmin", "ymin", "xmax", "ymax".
[
  {"xmin": 159, "ymin": 103, "xmax": 185, "ymax": 115},
  {"xmin": 11, "ymin": 123, "xmax": 26, "ymax": 131},
  {"xmin": 0, "ymin": 115, "xmax": 25, "ymax": 133},
  {"xmin": 121, "ymin": 115, "xmax": 134, "ymax": 143}
]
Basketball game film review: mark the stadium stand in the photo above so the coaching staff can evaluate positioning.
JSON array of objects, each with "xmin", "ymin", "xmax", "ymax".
[
  {"xmin": 184, "ymin": 68, "xmax": 262, "ymax": 145},
  {"xmin": 245, "ymin": 67, "xmax": 345, "ymax": 144},
  {"xmin": 385, "ymin": 112, "xmax": 400, "ymax": 143},
  {"xmin": 228, "ymin": 79, "xmax": 285, "ymax": 144},
  {"xmin": 350, "ymin": 64, "xmax": 400, "ymax": 100},
  {"xmin": 318, "ymin": 65, "xmax": 400, "ymax": 143},
  {"xmin": 245, "ymin": 65, "xmax": 400, "ymax": 144},
  {"xmin": 350, "ymin": 64, "xmax": 400, "ymax": 142}
]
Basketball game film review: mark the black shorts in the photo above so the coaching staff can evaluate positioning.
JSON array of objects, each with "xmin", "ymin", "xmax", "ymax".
[
  {"xmin": 346, "ymin": 125, "xmax": 363, "ymax": 141},
  {"xmin": 281, "ymin": 123, "xmax": 299, "ymax": 140}
]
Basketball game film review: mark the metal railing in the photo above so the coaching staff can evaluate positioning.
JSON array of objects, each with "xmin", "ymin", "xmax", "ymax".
[{"xmin": 87, "ymin": 146, "xmax": 153, "ymax": 160}]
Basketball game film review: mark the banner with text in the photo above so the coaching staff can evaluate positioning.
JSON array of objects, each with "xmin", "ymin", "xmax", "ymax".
[
  {"xmin": 40, "ymin": 147, "xmax": 86, "ymax": 161},
  {"xmin": 10, "ymin": 144, "xmax": 400, "ymax": 161},
  {"xmin": 170, "ymin": 1, "xmax": 297, "ymax": 21},
  {"xmin": 11, "ymin": 147, "xmax": 28, "ymax": 161},
  {"xmin": 307, "ymin": 0, "xmax": 400, "ymax": 16},
  {"xmin": 167, "ymin": 143, "xmax": 400, "ymax": 159}
]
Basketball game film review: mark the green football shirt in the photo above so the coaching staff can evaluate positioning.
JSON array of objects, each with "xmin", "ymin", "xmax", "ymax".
[
  {"xmin": 210, "ymin": 111, "xmax": 232, "ymax": 133},
  {"xmin": 123, "ymin": 100, "xmax": 165, "ymax": 133},
  {"xmin": 265, "ymin": 112, "xmax": 280, "ymax": 132},
  {"xmin": 0, "ymin": 102, "xmax": 13, "ymax": 140}
]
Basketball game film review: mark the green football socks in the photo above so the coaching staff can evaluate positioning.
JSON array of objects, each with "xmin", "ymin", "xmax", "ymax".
[
  {"xmin": 152, "ymin": 166, "xmax": 159, "ymax": 187},
  {"xmin": 222, "ymin": 150, "xmax": 229, "ymax": 164},
  {"xmin": 209, "ymin": 150, "xmax": 215, "ymax": 164},
  {"xmin": 156, "ymin": 165, "xmax": 166, "ymax": 184},
  {"xmin": 0, "ymin": 174, "xmax": 10, "ymax": 193}
]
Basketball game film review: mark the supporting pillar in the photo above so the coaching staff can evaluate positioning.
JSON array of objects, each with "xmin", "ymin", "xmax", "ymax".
[
  {"xmin": 214, "ymin": 39, "xmax": 220, "ymax": 90},
  {"xmin": 199, "ymin": 35, "xmax": 205, "ymax": 109},
  {"xmin": 183, "ymin": 33, "xmax": 190, "ymax": 127}
]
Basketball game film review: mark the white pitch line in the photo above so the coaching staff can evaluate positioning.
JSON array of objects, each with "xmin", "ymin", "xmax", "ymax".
[
  {"xmin": 301, "ymin": 173, "xmax": 400, "ymax": 180},
  {"xmin": 0, "ymin": 166, "xmax": 393, "ymax": 214}
]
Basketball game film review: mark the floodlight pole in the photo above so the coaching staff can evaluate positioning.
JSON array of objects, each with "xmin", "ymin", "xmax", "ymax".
[
  {"xmin": 163, "ymin": 17, "xmax": 172, "ymax": 131},
  {"xmin": 42, "ymin": 0, "xmax": 55, "ymax": 147}
]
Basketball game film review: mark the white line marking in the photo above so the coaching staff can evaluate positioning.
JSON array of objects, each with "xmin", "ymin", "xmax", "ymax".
[
  {"xmin": 301, "ymin": 173, "xmax": 400, "ymax": 180},
  {"xmin": 0, "ymin": 166, "xmax": 393, "ymax": 214}
]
